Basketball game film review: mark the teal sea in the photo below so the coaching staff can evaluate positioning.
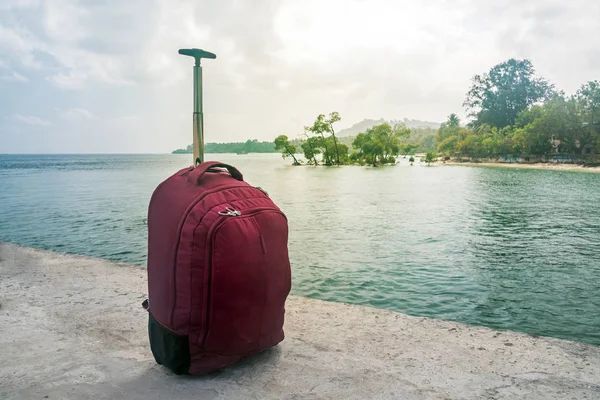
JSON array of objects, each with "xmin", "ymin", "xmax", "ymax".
[{"xmin": 1, "ymin": 153, "xmax": 599, "ymax": 345}]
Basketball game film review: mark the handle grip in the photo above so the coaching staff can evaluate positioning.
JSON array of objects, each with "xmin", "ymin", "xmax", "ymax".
[
  {"xmin": 178, "ymin": 48, "xmax": 216, "ymax": 66},
  {"xmin": 187, "ymin": 161, "xmax": 243, "ymax": 185}
]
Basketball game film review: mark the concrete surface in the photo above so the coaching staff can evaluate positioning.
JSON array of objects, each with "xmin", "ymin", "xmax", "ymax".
[{"xmin": 0, "ymin": 242, "xmax": 599, "ymax": 400}]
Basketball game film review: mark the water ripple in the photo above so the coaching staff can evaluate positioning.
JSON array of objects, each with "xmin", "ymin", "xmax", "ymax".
[{"xmin": 1, "ymin": 154, "xmax": 600, "ymax": 345}]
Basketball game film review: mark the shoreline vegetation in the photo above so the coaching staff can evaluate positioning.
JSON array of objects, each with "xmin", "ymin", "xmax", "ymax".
[
  {"xmin": 172, "ymin": 120, "xmax": 440, "ymax": 158},
  {"xmin": 174, "ymin": 58, "xmax": 599, "ymax": 170}
]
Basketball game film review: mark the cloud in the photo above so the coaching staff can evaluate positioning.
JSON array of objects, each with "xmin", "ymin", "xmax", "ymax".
[
  {"xmin": 0, "ymin": 23, "xmax": 45, "ymax": 69},
  {"xmin": 0, "ymin": 0, "xmax": 137, "ymax": 89},
  {"xmin": 1, "ymin": 71, "xmax": 28, "ymax": 81},
  {"xmin": 0, "ymin": 0, "xmax": 286, "ymax": 90},
  {"xmin": 0, "ymin": 0, "xmax": 41, "ymax": 10},
  {"xmin": 113, "ymin": 114, "xmax": 142, "ymax": 122},
  {"xmin": 57, "ymin": 108, "xmax": 96, "ymax": 121},
  {"xmin": 14, "ymin": 114, "xmax": 53, "ymax": 126},
  {"xmin": 0, "ymin": 57, "xmax": 29, "ymax": 81},
  {"xmin": 1, "ymin": 0, "xmax": 599, "ymax": 153}
]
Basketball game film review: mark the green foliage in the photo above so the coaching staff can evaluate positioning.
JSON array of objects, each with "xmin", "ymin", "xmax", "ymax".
[
  {"xmin": 274, "ymin": 135, "xmax": 300, "ymax": 165},
  {"xmin": 401, "ymin": 143, "xmax": 419, "ymax": 155},
  {"xmin": 447, "ymin": 113, "xmax": 460, "ymax": 127},
  {"xmin": 351, "ymin": 122, "xmax": 411, "ymax": 166},
  {"xmin": 349, "ymin": 151, "xmax": 367, "ymax": 166},
  {"xmin": 399, "ymin": 128, "xmax": 438, "ymax": 153},
  {"xmin": 172, "ymin": 140, "xmax": 276, "ymax": 154},
  {"xmin": 436, "ymin": 114, "xmax": 470, "ymax": 156},
  {"xmin": 300, "ymin": 136, "xmax": 321, "ymax": 165},
  {"xmin": 305, "ymin": 114, "xmax": 331, "ymax": 165},
  {"xmin": 330, "ymin": 139, "xmax": 350, "ymax": 164},
  {"xmin": 464, "ymin": 58, "xmax": 554, "ymax": 128},
  {"xmin": 424, "ymin": 151, "xmax": 438, "ymax": 165},
  {"xmin": 302, "ymin": 112, "xmax": 348, "ymax": 165},
  {"xmin": 326, "ymin": 112, "xmax": 343, "ymax": 165},
  {"xmin": 305, "ymin": 113, "xmax": 333, "ymax": 165},
  {"xmin": 438, "ymin": 64, "xmax": 600, "ymax": 160},
  {"xmin": 409, "ymin": 156, "xmax": 415, "ymax": 163},
  {"xmin": 574, "ymin": 81, "xmax": 600, "ymax": 153}
]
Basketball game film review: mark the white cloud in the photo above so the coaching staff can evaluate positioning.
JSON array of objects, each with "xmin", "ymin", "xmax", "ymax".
[
  {"xmin": 46, "ymin": 48, "xmax": 134, "ymax": 89},
  {"xmin": 0, "ymin": 0, "xmax": 40, "ymax": 11},
  {"xmin": 1, "ymin": 0, "xmax": 599, "ymax": 152},
  {"xmin": 57, "ymin": 108, "xmax": 96, "ymax": 121},
  {"xmin": 12, "ymin": 71, "xmax": 27, "ymax": 81},
  {"xmin": 113, "ymin": 114, "xmax": 142, "ymax": 122},
  {"xmin": 0, "ymin": 71, "xmax": 28, "ymax": 81},
  {"xmin": 0, "ymin": 24, "xmax": 45, "ymax": 69},
  {"xmin": 14, "ymin": 114, "xmax": 54, "ymax": 126},
  {"xmin": 42, "ymin": 0, "xmax": 88, "ymax": 44}
]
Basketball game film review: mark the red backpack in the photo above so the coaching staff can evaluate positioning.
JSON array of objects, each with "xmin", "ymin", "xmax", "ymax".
[{"xmin": 143, "ymin": 161, "xmax": 292, "ymax": 375}]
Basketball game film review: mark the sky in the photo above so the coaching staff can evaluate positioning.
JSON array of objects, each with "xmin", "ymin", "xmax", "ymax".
[{"xmin": 0, "ymin": 0, "xmax": 598, "ymax": 154}]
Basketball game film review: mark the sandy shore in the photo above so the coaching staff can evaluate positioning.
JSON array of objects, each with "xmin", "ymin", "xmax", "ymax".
[
  {"xmin": 1, "ymin": 242, "xmax": 599, "ymax": 399},
  {"xmin": 442, "ymin": 161, "xmax": 600, "ymax": 173}
]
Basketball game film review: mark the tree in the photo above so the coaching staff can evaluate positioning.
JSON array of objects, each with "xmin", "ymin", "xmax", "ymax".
[
  {"xmin": 513, "ymin": 101, "xmax": 560, "ymax": 155},
  {"xmin": 324, "ymin": 136, "xmax": 349, "ymax": 164},
  {"xmin": 447, "ymin": 113, "xmax": 460, "ymax": 128},
  {"xmin": 464, "ymin": 58, "xmax": 553, "ymax": 128},
  {"xmin": 301, "ymin": 134, "xmax": 321, "ymax": 165},
  {"xmin": 274, "ymin": 135, "xmax": 300, "ymax": 165},
  {"xmin": 436, "ymin": 113, "xmax": 470, "ymax": 157},
  {"xmin": 437, "ymin": 135, "xmax": 460, "ymax": 156},
  {"xmin": 574, "ymin": 81, "xmax": 600, "ymax": 154},
  {"xmin": 326, "ymin": 112, "xmax": 342, "ymax": 165},
  {"xmin": 424, "ymin": 151, "xmax": 438, "ymax": 166},
  {"xmin": 304, "ymin": 111, "xmax": 347, "ymax": 165},
  {"xmin": 352, "ymin": 122, "xmax": 411, "ymax": 166},
  {"xmin": 306, "ymin": 114, "xmax": 333, "ymax": 165},
  {"xmin": 401, "ymin": 143, "xmax": 419, "ymax": 155},
  {"xmin": 409, "ymin": 156, "xmax": 415, "ymax": 166}
]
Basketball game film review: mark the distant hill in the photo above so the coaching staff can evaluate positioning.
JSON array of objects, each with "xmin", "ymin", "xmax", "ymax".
[
  {"xmin": 336, "ymin": 118, "xmax": 441, "ymax": 137},
  {"xmin": 335, "ymin": 119, "xmax": 386, "ymax": 137},
  {"xmin": 395, "ymin": 118, "xmax": 441, "ymax": 129}
]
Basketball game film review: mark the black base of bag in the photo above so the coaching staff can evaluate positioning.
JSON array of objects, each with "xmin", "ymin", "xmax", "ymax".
[{"xmin": 148, "ymin": 311, "xmax": 191, "ymax": 375}]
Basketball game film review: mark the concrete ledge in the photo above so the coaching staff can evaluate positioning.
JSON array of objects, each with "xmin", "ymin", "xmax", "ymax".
[{"xmin": 1, "ymin": 242, "xmax": 599, "ymax": 399}]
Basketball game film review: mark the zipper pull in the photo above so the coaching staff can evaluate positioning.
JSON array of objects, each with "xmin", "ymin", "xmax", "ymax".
[{"xmin": 218, "ymin": 207, "xmax": 241, "ymax": 216}]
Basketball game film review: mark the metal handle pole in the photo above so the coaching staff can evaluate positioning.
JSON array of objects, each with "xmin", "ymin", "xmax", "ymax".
[
  {"xmin": 193, "ymin": 61, "xmax": 204, "ymax": 165},
  {"xmin": 178, "ymin": 48, "xmax": 216, "ymax": 166}
]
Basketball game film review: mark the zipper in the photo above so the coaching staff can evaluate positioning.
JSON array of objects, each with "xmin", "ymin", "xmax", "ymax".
[
  {"xmin": 218, "ymin": 207, "xmax": 242, "ymax": 216},
  {"xmin": 200, "ymin": 206, "xmax": 286, "ymax": 349},
  {"xmin": 168, "ymin": 184, "xmax": 248, "ymax": 328}
]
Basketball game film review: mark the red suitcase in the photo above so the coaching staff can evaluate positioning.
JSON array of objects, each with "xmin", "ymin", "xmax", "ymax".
[
  {"xmin": 143, "ymin": 48, "xmax": 291, "ymax": 375},
  {"xmin": 145, "ymin": 161, "xmax": 291, "ymax": 375}
]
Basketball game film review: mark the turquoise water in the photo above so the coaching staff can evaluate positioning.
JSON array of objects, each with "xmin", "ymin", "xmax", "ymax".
[{"xmin": 1, "ymin": 153, "xmax": 599, "ymax": 345}]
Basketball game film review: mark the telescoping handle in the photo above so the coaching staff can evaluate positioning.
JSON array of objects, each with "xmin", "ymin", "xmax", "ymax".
[{"xmin": 178, "ymin": 48, "xmax": 217, "ymax": 166}]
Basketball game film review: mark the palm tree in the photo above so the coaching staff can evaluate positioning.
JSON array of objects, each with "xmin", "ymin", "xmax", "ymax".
[{"xmin": 447, "ymin": 113, "xmax": 460, "ymax": 128}]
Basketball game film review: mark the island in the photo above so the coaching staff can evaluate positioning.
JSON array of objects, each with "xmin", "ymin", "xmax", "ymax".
[{"xmin": 174, "ymin": 58, "xmax": 599, "ymax": 169}]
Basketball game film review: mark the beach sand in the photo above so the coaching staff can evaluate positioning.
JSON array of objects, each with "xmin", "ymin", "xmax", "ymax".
[{"xmin": 442, "ymin": 161, "xmax": 600, "ymax": 173}]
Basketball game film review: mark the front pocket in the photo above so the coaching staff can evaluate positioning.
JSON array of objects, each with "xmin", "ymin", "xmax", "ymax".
[
  {"xmin": 148, "ymin": 311, "xmax": 191, "ymax": 375},
  {"xmin": 202, "ymin": 210, "xmax": 290, "ymax": 355}
]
